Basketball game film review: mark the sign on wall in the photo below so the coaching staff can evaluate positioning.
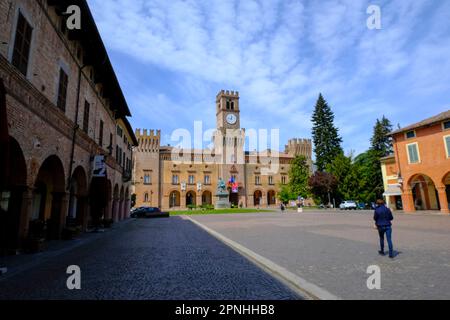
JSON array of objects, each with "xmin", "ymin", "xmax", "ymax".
[{"xmin": 92, "ymin": 155, "xmax": 107, "ymax": 177}]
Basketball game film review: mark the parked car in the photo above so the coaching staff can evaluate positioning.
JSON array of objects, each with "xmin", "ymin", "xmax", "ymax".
[
  {"xmin": 339, "ymin": 201, "xmax": 358, "ymax": 210},
  {"xmin": 131, "ymin": 207, "xmax": 169, "ymax": 219},
  {"xmin": 357, "ymin": 203, "xmax": 366, "ymax": 210}
]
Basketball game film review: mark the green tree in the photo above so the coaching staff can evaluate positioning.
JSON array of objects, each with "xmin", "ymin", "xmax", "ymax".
[
  {"xmin": 327, "ymin": 153, "xmax": 365, "ymax": 202},
  {"xmin": 288, "ymin": 155, "xmax": 311, "ymax": 198},
  {"xmin": 311, "ymin": 94, "xmax": 343, "ymax": 171},
  {"xmin": 278, "ymin": 185, "xmax": 297, "ymax": 205},
  {"xmin": 371, "ymin": 115, "xmax": 393, "ymax": 156}
]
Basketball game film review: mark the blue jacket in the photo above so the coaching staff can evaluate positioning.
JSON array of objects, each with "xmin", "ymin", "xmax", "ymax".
[{"xmin": 374, "ymin": 205, "xmax": 394, "ymax": 227}]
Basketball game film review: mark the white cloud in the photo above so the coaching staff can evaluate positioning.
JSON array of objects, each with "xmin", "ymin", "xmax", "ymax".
[{"xmin": 88, "ymin": 0, "xmax": 450, "ymax": 155}]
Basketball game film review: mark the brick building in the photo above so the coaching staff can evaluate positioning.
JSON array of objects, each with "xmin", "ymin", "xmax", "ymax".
[
  {"xmin": 0, "ymin": 0, "xmax": 138, "ymax": 254},
  {"xmin": 381, "ymin": 110, "xmax": 450, "ymax": 214},
  {"xmin": 133, "ymin": 90, "xmax": 313, "ymax": 210}
]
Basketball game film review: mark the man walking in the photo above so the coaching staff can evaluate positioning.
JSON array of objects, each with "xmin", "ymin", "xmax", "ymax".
[{"xmin": 374, "ymin": 199, "xmax": 395, "ymax": 259}]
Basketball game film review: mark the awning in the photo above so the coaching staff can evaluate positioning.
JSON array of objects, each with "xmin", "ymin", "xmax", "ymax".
[{"xmin": 383, "ymin": 185, "xmax": 402, "ymax": 197}]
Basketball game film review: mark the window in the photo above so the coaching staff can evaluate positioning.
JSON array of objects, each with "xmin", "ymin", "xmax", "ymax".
[
  {"xmin": 109, "ymin": 133, "xmax": 113, "ymax": 155},
  {"xmin": 83, "ymin": 100, "xmax": 90, "ymax": 133},
  {"xmin": 188, "ymin": 175, "xmax": 195, "ymax": 185},
  {"xmin": 99, "ymin": 120, "xmax": 104, "ymax": 147},
  {"xmin": 123, "ymin": 152, "xmax": 126, "ymax": 167},
  {"xmin": 144, "ymin": 173, "xmax": 151, "ymax": 185},
  {"xmin": 281, "ymin": 176, "xmax": 287, "ymax": 185},
  {"xmin": 172, "ymin": 175, "xmax": 179, "ymax": 185},
  {"xmin": 443, "ymin": 121, "xmax": 450, "ymax": 130},
  {"xmin": 12, "ymin": 12, "xmax": 33, "ymax": 76},
  {"xmin": 255, "ymin": 176, "xmax": 261, "ymax": 185},
  {"xmin": 56, "ymin": 68, "xmax": 68, "ymax": 111},
  {"xmin": 117, "ymin": 125, "xmax": 123, "ymax": 137},
  {"xmin": 269, "ymin": 176, "xmax": 274, "ymax": 185},
  {"xmin": 204, "ymin": 175, "xmax": 211, "ymax": 185},
  {"xmin": 407, "ymin": 143, "xmax": 420, "ymax": 164},
  {"xmin": 144, "ymin": 193, "xmax": 149, "ymax": 203},
  {"xmin": 445, "ymin": 136, "xmax": 450, "ymax": 158},
  {"xmin": 405, "ymin": 131, "xmax": 416, "ymax": 139}
]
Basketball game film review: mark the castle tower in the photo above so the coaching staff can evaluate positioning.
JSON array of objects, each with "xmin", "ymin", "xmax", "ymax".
[
  {"xmin": 285, "ymin": 138, "xmax": 314, "ymax": 173},
  {"xmin": 132, "ymin": 129, "xmax": 162, "ymax": 208},
  {"xmin": 216, "ymin": 90, "xmax": 241, "ymax": 130}
]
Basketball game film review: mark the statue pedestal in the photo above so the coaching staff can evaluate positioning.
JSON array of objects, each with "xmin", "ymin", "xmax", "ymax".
[{"xmin": 215, "ymin": 192, "xmax": 231, "ymax": 209}]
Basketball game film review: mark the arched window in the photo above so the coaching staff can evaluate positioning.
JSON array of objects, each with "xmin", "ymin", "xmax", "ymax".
[{"xmin": 144, "ymin": 193, "xmax": 149, "ymax": 202}]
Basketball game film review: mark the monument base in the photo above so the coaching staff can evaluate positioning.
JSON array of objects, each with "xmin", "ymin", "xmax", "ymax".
[{"xmin": 215, "ymin": 193, "xmax": 231, "ymax": 209}]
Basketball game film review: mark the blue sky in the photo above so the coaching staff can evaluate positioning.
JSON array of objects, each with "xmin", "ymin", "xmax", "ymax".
[{"xmin": 88, "ymin": 0, "xmax": 450, "ymax": 155}]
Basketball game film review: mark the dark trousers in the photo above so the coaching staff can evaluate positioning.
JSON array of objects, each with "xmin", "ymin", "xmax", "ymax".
[{"xmin": 378, "ymin": 226, "xmax": 394, "ymax": 255}]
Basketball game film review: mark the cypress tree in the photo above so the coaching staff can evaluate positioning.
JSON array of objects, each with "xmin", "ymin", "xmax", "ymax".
[
  {"xmin": 370, "ymin": 115, "xmax": 393, "ymax": 156},
  {"xmin": 311, "ymin": 94, "xmax": 343, "ymax": 171}
]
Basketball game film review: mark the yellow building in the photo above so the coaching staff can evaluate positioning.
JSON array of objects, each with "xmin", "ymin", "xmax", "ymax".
[{"xmin": 132, "ymin": 90, "xmax": 313, "ymax": 210}]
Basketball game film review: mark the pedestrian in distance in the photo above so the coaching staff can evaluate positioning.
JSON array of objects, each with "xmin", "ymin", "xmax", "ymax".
[
  {"xmin": 280, "ymin": 203, "xmax": 286, "ymax": 213},
  {"xmin": 373, "ymin": 199, "xmax": 395, "ymax": 259}
]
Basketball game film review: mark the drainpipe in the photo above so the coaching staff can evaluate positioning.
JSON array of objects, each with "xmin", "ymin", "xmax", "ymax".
[{"xmin": 67, "ymin": 64, "xmax": 87, "ymax": 191}]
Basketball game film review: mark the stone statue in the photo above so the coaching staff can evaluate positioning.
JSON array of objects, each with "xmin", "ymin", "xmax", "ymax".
[
  {"xmin": 215, "ymin": 178, "xmax": 231, "ymax": 209},
  {"xmin": 217, "ymin": 178, "xmax": 227, "ymax": 194}
]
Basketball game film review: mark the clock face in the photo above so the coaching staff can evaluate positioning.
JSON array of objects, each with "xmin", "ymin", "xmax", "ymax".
[{"xmin": 226, "ymin": 114, "xmax": 237, "ymax": 125}]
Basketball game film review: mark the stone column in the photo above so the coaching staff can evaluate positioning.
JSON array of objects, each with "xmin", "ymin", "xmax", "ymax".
[
  {"xmin": 52, "ymin": 192, "xmax": 69, "ymax": 239},
  {"xmin": 437, "ymin": 186, "xmax": 449, "ymax": 214},
  {"xmin": 196, "ymin": 194, "xmax": 202, "ymax": 207},
  {"xmin": 106, "ymin": 198, "xmax": 112, "ymax": 220},
  {"xmin": 77, "ymin": 196, "xmax": 89, "ymax": 232},
  {"xmin": 401, "ymin": 188, "xmax": 416, "ymax": 213},
  {"xmin": 181, "ymin": 193, "xmax": 186, "ymax": 210},
  {"xmin": 125, "ymin": 200, "xmax": 131, "ymax": 218},
  {"xmin": 18, "ymin": 187, "xmax": 34, "ymax": 247},
  {"xmin": 261, "ymin": 192, "xmax": 266, "ymax": 207},
  {"xmin": 113, "ymin": 199, "xmax": 119, "ymax": 222}
]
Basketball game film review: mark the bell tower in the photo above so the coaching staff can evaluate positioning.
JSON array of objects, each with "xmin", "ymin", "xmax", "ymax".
[{"xmin": 216, "ymin": 90, "xmax": 240, "ymax": 130}]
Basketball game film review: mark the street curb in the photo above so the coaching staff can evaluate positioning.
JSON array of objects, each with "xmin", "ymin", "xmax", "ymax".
[{"xmin": 185, "ymin": 216, "xmax": 341, "ymax": 301}]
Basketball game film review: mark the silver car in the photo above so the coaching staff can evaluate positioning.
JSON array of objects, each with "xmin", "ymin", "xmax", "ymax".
[{"xmin": 340, "ymin": 201, "xmax": 358, "ymax": 210}]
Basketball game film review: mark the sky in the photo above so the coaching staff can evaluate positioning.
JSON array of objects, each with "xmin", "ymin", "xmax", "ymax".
[{"xmin": 88, "ymin": 0, "xmax": 450, "ymax": 155}]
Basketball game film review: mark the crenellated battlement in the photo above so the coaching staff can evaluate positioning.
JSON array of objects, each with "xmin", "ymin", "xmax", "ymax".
[
  {"xmin": 285, "ymin": 138, "xmax": 313, "ymax": 158},
  {"xmin": 135, "ymin": 129, "xmax": 161, "ymax": 153},
  {"xmin": 217, "ymin": 89, "xmax": 240, "ymax": 99}
]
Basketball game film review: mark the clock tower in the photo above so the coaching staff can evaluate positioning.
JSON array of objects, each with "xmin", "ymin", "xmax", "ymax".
[{"xmin": 216, "ymin": 90, "xmax": 241, "ymax": 130}]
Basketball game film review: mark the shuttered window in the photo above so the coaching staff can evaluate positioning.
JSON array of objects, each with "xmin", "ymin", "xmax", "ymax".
[
  {"xmin": 57, "ymin": 68, "xmax": 68, "ymax": 111},
  {"xmin": 12, "ymin": 12, "xmax": 33, "ymax": 76},
  {"xmin": 407, "ymin": 143, "xmax": 420, "ymax": 164},
  {"xmin": 445, "ymin": 136, "xmax": 450, "ymax": 158}
]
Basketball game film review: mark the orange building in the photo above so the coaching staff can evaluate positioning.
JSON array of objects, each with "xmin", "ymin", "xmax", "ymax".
[{"xmin": 383, "ymin": 110, "xmax": 450, "ymax": 214}]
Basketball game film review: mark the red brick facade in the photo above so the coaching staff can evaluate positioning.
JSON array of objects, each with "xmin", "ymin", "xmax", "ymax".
[{"xmin": 0, "ymin": 0, "xmax": 137, "ymax": 253}]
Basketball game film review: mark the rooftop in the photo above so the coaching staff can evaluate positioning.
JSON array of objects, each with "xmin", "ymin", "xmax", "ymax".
[{"xmin": 389, "ymin": 110, "xmax": 450, "ymax": 136}]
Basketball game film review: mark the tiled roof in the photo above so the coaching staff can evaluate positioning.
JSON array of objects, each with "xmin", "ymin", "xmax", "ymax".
[{"xmin": 389, "ymin": 110, "xmax": 450, "ymax": 135}]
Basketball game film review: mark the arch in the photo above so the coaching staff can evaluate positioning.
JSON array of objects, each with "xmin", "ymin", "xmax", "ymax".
[
  {"xmin": 228, "ymin": 188, "xmax": 239, "ymax": 206},
  {"xmin": 67, "ymin": 166, "xmax": 88, "ymax": 227},
  {"xmin": 1, "ymin": 137, "xmax": 28, "ymax": 253},
  {"xmin": 254, "ymin": 190, "xmax": 262, "ymax": 206},
  {"xmin": 32, "ymin": 155, "xmax": 66, "ymax": 240},
  {"xmin": 186, "ymin": 191, "xmax": 196, "ymax": 207},
  {"xmin": 267, "ymin": 190, "xmax": 277, "ymax": 206},
  {"xmin": 408, "ymin": 174, "xmax": 440, "ymax": 211},
  {"xmin": 202, "ymin": 191, "xmax": 212, "ymax": 206},
  {"xmin": 443, "ymin": 172, "xmax": 450, "ymax": 212},
  {"xmin": 169, "ymin": 190, "xmax": 180, "ymax": 208}
]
